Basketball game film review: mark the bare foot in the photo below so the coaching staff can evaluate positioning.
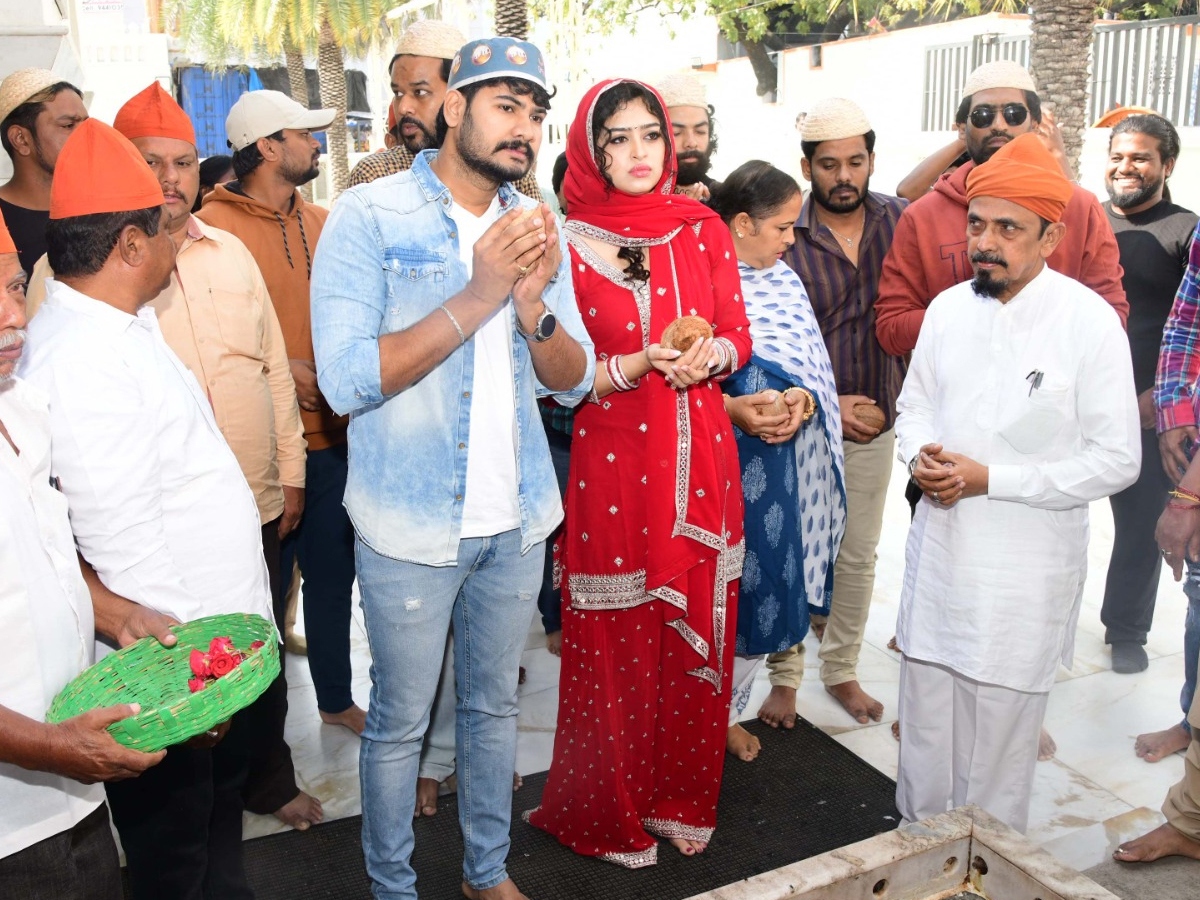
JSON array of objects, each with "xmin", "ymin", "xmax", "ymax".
[
  {"xmin": 415, "ymin": 777, "xmax": 440, "ymax": 817},
  {"xmin": 546, "ymin": 630, "xmax": 562, "ymax": 656},
  {"xmin": 274, "ymin": 790, "xmax": 323, "ymax": 831},
  {"xmin": 886, "ymin": 635, "xmax": 899, "ymax": 652},
  {"xmin": 1038, "ymin": 728, "xmax": 1057, "ymax": 762},
  {"xmin": 757, "ymin": 685, "xmax": 798, "ymax": 729},
  {"xmin": 1135, "ymin": 724, "xmax": 1191, "ymax": 763},
  {"xmin": 320, "ymin": 704, "xmax": 367, "ymax": 736},
  {"xmin": 826, "ymin": 681, "xmax": 883, "ymax": 724},
  {"xmin": 1114, "ymin": 823, "xmax": 1200, "ymax": 863},
  {"xmin": 726, "ymin": 723, "xmax": 762, "ymax": 761},
  {"xmin": 669, "ymin": 837, "xmax": 708, "ymax": 856},
  {"xmin": 513, "ymin": 772, "xmax": 523, "ymax": 791},
  {"xmin": 891, "ymin": 720, "xmax": 900, "ymax": 742},
  {"xmin": 462, "ymin": 877, "xmax": 530, "ymax": 899}
]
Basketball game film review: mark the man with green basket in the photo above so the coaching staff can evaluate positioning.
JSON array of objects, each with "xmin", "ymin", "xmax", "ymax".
[
  {"xmin": 19, "ymin": 119, "xmax": 280, "ymax": 900},
  {"xmin": 0, "ymin": 207, "xmax": 171, "ymax": 895}
]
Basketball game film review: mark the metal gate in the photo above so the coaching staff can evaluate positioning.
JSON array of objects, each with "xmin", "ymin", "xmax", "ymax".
[{"xmin": 923, "ymin": 32, "xmax": 1029, "ymax": 130}]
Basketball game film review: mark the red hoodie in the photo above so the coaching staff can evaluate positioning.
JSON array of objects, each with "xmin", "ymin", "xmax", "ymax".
[{"xmin": 874, "ymin": 160, "xmax": 1127, "ymax": 356}]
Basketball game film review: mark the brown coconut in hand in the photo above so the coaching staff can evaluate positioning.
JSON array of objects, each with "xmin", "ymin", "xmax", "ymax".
[
  {"xmin": 659, "ymin": 315, "xmax": 714, "ymax": 353},
  {"xmin": 754, "ymin": 390, "xmax": 788, "ymax": 417},
  {"xmin": 853, "ymin": 402, "xmax": 885, "ymax": 431}
]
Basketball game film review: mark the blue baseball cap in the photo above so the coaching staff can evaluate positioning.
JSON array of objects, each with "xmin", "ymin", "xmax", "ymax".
[{"xmin": 448, "ymin": 37, "xmax": 549, "ymax": 93}]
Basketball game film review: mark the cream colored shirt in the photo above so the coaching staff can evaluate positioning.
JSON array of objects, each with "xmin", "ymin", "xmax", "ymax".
[{"xmin": 26, "ymin": 217, "xmax": 306, "ymax": 524}]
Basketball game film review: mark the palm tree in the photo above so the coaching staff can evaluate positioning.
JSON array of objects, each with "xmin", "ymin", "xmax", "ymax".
[
  {"xmin": 495, "ymin": 0, "xmax": 529, "ymax": 38},
  {"xmin": 164, "ymin": 0, "xmax": 392, "ymax": 199},
  {"xmin": 1029, "ymin": 0, "xmax": 1096, "ymax": 179}
]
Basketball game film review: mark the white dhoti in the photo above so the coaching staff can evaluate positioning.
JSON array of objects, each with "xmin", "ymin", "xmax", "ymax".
[
  {"xmin": 729, "ymin": 654, "xmax": 765, "ymax": 725},
  {"xmin": 896, "ymin": 654, "xmax": 1048, "ymax": 833}
]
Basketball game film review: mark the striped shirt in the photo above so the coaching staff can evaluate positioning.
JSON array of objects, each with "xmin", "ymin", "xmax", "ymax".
[
  {"xmin": 1155, "ymin": 220, "xmax": 1200, "ymax": 432},
  {"xmin": 783, "ymin": 191, "xmax": 908, "ymax": 430},
  {"xmin": 349, "ymin": 144, "xmax": 544, "ymax": 201}
]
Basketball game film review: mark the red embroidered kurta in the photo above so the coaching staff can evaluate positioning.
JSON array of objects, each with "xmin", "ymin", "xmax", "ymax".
[{"xmin": 527, "ymin": 216, "xmax": 751, "ymax": 868}]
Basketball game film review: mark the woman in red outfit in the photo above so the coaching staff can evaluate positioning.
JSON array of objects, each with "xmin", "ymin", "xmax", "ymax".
[{"xmin": 526, "ymin": 79, "xmax": 751, "ymax": 868}]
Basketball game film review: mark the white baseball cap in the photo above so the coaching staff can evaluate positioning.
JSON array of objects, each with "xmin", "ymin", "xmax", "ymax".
[{"xmin": 225, "ymin": 90, "xmax": 337, "ymax": 151}]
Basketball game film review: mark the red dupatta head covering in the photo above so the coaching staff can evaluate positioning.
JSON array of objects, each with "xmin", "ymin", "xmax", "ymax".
[
  {"xmin": 564, "ymin": 79, "xmax": 717, "ymax": 243},
  {"xmin": 563, "ymin": 80, "xmax": 740, "ymax": 668}
]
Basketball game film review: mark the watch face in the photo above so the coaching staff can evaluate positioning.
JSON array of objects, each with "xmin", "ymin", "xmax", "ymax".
[{"xmin": 537, "ymin": 311, "xmax": 557, "ymax": 340}]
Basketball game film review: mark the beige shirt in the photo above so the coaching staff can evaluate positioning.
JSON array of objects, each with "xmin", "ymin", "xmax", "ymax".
[{"xmin": 26, "ymin": 217, "xmax": 306, "ymax": 524}]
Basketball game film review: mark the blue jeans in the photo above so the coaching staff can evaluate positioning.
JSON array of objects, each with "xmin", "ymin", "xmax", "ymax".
[
  {"xmin": 1183, "ymin": 563, "xmax": 1200, "ymax": 734},
  {"xmin": 356, "ymin": 529, "xmax": 542, "ymax": 899},
  {"xmin": 280, "ymin": 444, "xmax": 357, "ymax": 713}
]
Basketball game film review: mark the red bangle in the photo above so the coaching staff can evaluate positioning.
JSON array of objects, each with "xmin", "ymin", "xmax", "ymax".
[{"xmin": 1167, "ymin": 500, "xmax": 1200, "ymax": 511}]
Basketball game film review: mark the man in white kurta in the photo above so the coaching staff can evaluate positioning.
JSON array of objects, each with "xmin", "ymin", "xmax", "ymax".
[
  {"xmin": 893, "ymin": 132, "xmax": 1141, "ymax": 832},
  {"xmin": 17, "ymin": 118, "xmax": 274, "ymax": 900}
]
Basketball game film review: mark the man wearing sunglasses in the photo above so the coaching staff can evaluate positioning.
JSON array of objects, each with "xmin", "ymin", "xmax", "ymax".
[{"xmin": 875, "ymin": 59, "xmax": 1127, "ymax": 357}]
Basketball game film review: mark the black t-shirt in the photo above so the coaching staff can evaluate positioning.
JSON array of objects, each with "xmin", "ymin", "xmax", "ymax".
[
  {"xmin": 1104, "ymin": 199, "xmax": 1199, "ymax": 392},
  {"xmin": 0, "ymin": 197, "xmax": 50, "ymax": 278}
]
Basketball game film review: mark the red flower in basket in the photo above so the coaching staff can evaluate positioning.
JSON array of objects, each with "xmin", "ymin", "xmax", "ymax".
[
  {"xmin": 188, "ymin": 676, "xmax": 207, "ymax": 693},
  {"xmin": 208, "ymin": 651, "xmax": 240, "ymax": 677},
  {"xmin": 190, "ymin": 649, "xmax": 210, "ymax": 677},
  {"xmin": 250, "ymin": 640, "xmax": 265, "ymax": 651},
  {"xmin": 209, "ymin": 636, "xmax": 235, "ymax": 654}
]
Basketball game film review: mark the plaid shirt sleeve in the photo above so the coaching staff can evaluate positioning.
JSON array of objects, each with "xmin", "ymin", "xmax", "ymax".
[
  {"xmin": 1155, "ymin": 222, "xmax": 1200, "ymax": 432},
  {"xmin": 348, "ymin": 147, "xmax": 413, "ymax": 187}
]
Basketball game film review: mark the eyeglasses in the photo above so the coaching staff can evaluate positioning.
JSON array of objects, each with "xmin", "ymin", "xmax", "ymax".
[{"xmin": 968, "ymin": 103, "xmax": 1029, "ymax": 129}]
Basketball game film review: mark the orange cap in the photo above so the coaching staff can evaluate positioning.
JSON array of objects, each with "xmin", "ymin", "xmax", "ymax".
[
  {"xmin": 0, "ymin": 205, "xmax": 16, "ymax": 256},
  {"xmin": 965, "ymin": 132, "xmax": 1074, "ymax": 224},
  {"xmin": 50, "ymin": 119, "xmax": 166, "ymax": 220},
  {"xmin": 113, "ymin": 82, "xmax": 197, "ymax": 145}
]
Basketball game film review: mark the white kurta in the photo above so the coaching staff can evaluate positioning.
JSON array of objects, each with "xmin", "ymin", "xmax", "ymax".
[
  {"xmin": 0, "ymin": 378, "xmax": 105, "ymax": 859},
  {"xmin": 19, "ymin": 281, "xmax": 274, "ymax": 650},
  {"xmin": 894, "ymin": 266, "xmax": 1140, "ymax": 693}
]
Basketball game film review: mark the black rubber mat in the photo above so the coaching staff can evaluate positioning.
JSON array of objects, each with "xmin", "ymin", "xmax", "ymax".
[{"xmin": 161, "ymin": 718, "xmax": 899, "ymax": 899}]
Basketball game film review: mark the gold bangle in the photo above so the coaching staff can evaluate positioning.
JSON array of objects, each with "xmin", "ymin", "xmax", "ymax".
[
  {"xmin": 1170, "ymin": 487, "xmax": 1200, "ymax": 504},
  {"xmin": 785, "ymin": 387, "xmax": 816, "ymax": 423}
]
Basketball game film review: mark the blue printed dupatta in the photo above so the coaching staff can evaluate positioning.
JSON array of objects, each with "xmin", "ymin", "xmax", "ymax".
[{"xmin": 725, "ymin": 260, "xmax": 847, "ymax": 655}]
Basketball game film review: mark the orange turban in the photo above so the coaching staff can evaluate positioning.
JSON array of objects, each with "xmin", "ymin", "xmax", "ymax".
[
  {"xmin": 50, "ymin": 119, "xmax": 166, "ymax": 220},
  {"xmin": 965, "ymin": 132, "xmax": 1073, "ymax": 224},
  {"xmin": 113, "ymin": 82, "xmax": 197, "ymax": 145},
  {"xmin": 0, "ymin": 206, "xmax": 16, "ymax": 256}
]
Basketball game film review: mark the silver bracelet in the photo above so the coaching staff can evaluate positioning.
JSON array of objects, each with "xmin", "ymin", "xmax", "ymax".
[{"xmin": 439, "ymin": 304, "xmax": 467, "ymax": 345}]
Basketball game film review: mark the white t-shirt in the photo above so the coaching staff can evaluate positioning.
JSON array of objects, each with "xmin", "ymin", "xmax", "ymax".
[{"xmin": 448, "ymin": 196, "xmax": 522, "ymax": 538}]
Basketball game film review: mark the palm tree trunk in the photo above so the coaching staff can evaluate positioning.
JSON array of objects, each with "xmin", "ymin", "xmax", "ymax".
[
  {"xmin": 317, "ymin": 19, "xmax": 350, "ymax": 199},
  {"xmin": 495, "ymin": 0, "xmax": 528, "ymax": 39},
  {"xmin": 285, "ymin": 42, "xmax": 314, "ymax": 202},
  {"xmin": 1030, "ymin": 0, "xmax": 1094, "ymax": 179}
]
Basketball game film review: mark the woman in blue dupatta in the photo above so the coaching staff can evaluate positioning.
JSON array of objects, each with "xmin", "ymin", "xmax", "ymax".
[{"xmin": 712, "ymin": 161, "xmax": 847, "ymax": 761}]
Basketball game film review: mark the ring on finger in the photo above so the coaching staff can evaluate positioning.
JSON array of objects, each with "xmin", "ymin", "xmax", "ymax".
[
  {"xmin": 932, "ymin": 491, "xmax": 941, "ymax": 503},
  {"xmin": 516, "ymin": 263, "xmax": 530, "ymax": 277}
]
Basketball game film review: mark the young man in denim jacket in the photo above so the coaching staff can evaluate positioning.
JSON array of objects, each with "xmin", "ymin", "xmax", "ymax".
[{"xmin": 311, "ymin": 36, "xmax": 593, "ymax": 900}]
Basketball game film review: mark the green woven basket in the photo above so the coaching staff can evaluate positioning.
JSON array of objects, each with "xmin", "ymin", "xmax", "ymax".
[{"xmin": 47, "ymin": 613, "xmax": 279, "ymax": 752}]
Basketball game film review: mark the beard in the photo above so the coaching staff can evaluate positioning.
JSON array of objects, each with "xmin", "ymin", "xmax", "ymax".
[
  {"xmin": 1107, "ymin": 174, "xmax": 1164, "ymax": 210},
  {"xmin": 281, "ymin": 152, "xmax": 320, "ymax": 187},
  {"xmin": 457, "ymin": 106, "xmax": 534, "ymax": 184},
  {"xmin": 967, "ymin": 130, "xmax": 1013, "ymax": 165},
  {"xmin": 970, "ymin": 252, "xmax": 1009, "ymax": 298},
  {"xmin": 676, "ymin": 149, "xmax": 712, "ymax": 186},
  {"xmin": 399, "ymin": 116, "xmax": 438, "ymax": 154},
  {"xmin": 812, "ymin": 177, "xmax": 868, "ymax": 214},
  {"xmin": 0, "ymin": 328, "xmax": 26, "ymax": 381}
]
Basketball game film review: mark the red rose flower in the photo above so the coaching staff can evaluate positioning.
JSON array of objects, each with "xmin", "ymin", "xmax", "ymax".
[
  {"xmin": 208, "ymin": 652, "xmax": 238, "ymax": 677},
  {"xmin": 190, "ymin": 649, "xmax": 210, "ymax": 677},
  {"xmin": 250, "ymin": 640, "xmax": 265, "ymax": 652},
  {"xmin": 209, "ymin": 636, "xmax": 234, "ymax": 654},
  {"xmin": 188, "ymin": 677, "xmax": 206, "ymax": 693}
]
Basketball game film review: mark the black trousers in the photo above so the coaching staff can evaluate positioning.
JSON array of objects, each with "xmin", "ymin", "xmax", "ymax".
[
  {"xmin": 1101, "ymin": 426, "xmax": 1171, "ymax": 645},
  {"xmin": 0, "ymin": 803, "xmax": 121, "ymax": 900},
  {"xmin": 106, "ymin": 673, "xmax": 288, "ymax": 900},
  {"xmin": 240, "ymin": 517, "xmax": 300, "ymax": 816}
]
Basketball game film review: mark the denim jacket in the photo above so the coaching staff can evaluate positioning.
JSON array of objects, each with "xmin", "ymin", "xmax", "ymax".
[{"xmin": 311, "ymin": 150, "xmax": 594, "ymax": 565}]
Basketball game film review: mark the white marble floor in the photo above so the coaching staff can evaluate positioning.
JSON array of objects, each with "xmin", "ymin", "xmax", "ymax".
[{"xmin": 251, "ymin": 455, "xmax": 1200, "ymax": 892}]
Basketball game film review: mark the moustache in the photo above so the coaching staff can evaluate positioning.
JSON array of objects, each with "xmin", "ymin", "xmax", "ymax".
[
  {"xmin": 400, "ymin": 116, "xmax": 431, "ymax": 133},
  {"xmin": 677, "ymin": 151, "xmax": 705, "ymax": 162},
  {"xmin": 0, "ymin": 328, "xmax": 27, "ymax": 350},
  {"xmin": 971, "ymin": 252, "xmax": 1007, "ymax": 267},
  {"xmin": 494, "ymin": 140, "xmax": 533, "ymax": 159}
]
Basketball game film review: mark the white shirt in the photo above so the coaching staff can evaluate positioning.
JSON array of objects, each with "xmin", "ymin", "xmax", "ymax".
[
  {"xmin": 447, "ymin": 197, "xmax": 521, "ymax": 538},
  {"xmin": 0, "ymin": 378, "xmax": 104, "ymax": 859},
  {"xmin": 20, "ymin": 281, "xmax": 273, "ymax": 648},
  {"xmin": 894, "ymin": 267, "xmax": 1141, "ymax": 692}
]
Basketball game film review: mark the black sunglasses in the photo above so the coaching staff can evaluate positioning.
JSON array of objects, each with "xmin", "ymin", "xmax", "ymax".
[{"xmin": 968, "ymin": 103, "xmax": 1029, "ymax": 129}]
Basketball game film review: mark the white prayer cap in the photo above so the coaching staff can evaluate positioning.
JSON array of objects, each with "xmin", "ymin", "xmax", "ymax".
[
  {"xmin": 800, "ymin": 98, "xmax": 872, "ymax": 143},
  {"xmin": 395, "ymin": 20, "xmax": 466, "ymax": 61},
  {"xmin": 961, "ymin": 60, "xmax": 1037, "ymax": 101},
  {"xmin": 655, "ymin": 72, "xmax": 708, "ymax": 111}
]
